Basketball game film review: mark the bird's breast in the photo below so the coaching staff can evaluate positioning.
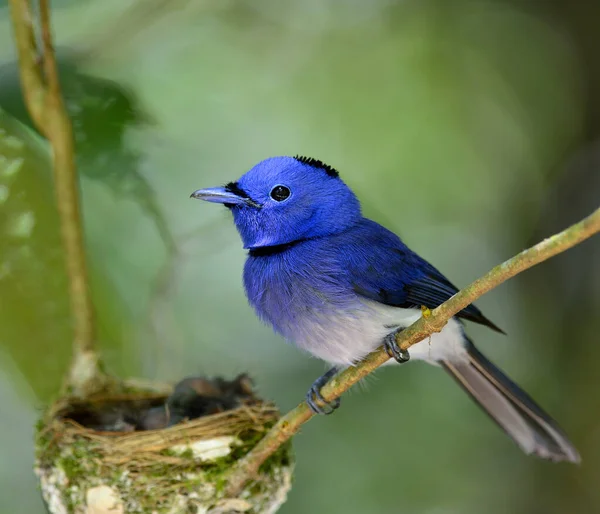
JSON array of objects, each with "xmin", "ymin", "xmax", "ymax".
[
  {"xmin": 243, "ymin": 252, "xmax": 468, "ymax": 367},
  {"xmin": 244, "ymin": 253, "xmax": 397, "ymax": 365},
  {"xmin": 289, "ymin": 301, "xmax": 469, "ymax": 367}
]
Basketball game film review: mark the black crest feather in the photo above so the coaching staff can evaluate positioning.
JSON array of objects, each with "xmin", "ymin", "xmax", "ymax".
[{"xmin": 293, "ymin": 155, "xmax": 339, "ymax": 178}]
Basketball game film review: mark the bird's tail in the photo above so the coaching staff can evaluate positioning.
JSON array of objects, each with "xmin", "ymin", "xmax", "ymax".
[{"xmin": 441, "ymin": 338, "xmax": 580, "ymax": 463}]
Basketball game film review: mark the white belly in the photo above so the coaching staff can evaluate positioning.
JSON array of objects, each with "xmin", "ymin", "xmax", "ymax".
[{"xmin": 291, "ymin": 300, "xmax": 468, "ymax": 367}]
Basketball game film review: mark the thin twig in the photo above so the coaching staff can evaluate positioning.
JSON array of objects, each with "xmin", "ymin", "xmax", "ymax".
[
  {"xmin": 225, "ymin": 206, "xmax": 600, "ymax": 495},
  {"xmin": 8, "ymin": 0, "xmax": 46, "ymax": 127},
  {"xmin": 9, "ymin": 0, "xmax": 103, "ymax": 395}
]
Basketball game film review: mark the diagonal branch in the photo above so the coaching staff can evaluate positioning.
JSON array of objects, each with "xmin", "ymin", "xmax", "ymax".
[
  {"xmin": 225, "ymin": 206, "xmax": 600, "ymax": 495},
  {"xmin": 9, "ymin": 0, "xmax": 104, "ymax": 396}
]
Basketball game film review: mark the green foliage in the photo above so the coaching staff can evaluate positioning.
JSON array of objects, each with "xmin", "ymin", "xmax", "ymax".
[
  {"xmin": 0, "ymin": 109, "xmax": 132, "ymax": 399},
  {"xmin": 0, "ymin": 53, "xmax": 176, "ymax": 253}
]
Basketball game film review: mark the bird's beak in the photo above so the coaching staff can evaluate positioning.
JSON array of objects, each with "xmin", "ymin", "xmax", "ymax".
[{"xmin": 190, "ymin": 186, "xmax": 259, "ymax": 207}]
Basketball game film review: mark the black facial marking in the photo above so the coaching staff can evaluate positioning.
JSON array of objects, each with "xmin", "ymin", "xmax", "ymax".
[
  {"xmin": 225, "ymin": 181, "xmax": 250, "ymax": 199},
  {"xmin": 223, "ymin": 181, "xmax": 261, "ymax": 208},
  {"xmin": 293, "ymin": 155, "xmax": 340, "ymax": 178}
]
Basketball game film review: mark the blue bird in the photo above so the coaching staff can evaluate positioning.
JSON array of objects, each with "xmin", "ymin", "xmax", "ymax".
[{"xmin": 192, "ymin": 155, "xmax": 580, "ymax": 463}]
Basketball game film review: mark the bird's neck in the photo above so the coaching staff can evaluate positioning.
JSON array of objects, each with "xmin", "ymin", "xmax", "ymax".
[{"xmin": 246, "ymin": 217, "xmax": 364, "ymax": 257}]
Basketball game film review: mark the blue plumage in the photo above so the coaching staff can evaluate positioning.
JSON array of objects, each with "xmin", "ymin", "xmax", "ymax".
[
  {"xmin": 191, "ymin": 155, "xmax": 579, "ymax": 463},
  {"xmin": 228, "ymin": 156, "xmax": 360, "ymax": 249}
]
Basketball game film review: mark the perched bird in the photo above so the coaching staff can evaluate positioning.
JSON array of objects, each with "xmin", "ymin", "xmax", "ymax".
[{"xmin": 191, "ymin": 156, "xmax": 580, "ymax": 463}]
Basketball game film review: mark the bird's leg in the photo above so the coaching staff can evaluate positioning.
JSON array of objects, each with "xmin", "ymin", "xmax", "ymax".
[
  {"xmin": 306, "ymin": 367, "xmax": 340, "ymax": 415},
  {"xmin": 384, "ymin": 328, "xmax": 410, "ymax": 363}
]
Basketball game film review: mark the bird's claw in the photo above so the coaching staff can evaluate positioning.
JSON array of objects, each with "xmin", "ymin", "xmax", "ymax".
[
  {"xmin": 384, "ymin": 330, "xmax": 410, "ymax": 363},
  {"xmin": 306, "ymin": 367, "xmax": 340, "ymax": 415},
  {"xmin": 306, "ymin": 385, "xmax": 340, "ymax": 415}
]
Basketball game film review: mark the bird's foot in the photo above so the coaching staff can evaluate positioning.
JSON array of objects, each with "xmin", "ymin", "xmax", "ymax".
[
  {"xmin": 306, "ymin": 367, "xmax": 340, "ymax": 415},
  {"xmin": 384, "ymin": 329, "xmax": 410, "ymax": 363}
]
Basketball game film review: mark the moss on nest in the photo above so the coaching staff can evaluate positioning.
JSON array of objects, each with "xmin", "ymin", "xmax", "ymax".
[{"xmin": 35, "ymin": 382, "xmax": 294, "ymax": 514}]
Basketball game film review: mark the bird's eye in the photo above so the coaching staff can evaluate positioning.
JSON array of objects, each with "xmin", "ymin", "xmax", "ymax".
[{"xmin": 270, "ymin": 185, "xmax": 291, "ymax": 202}]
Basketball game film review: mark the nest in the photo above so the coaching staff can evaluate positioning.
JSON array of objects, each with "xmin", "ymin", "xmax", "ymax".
[{"xmin": 35, "ymin": 379, "xmax": 293, "ymax": 514}]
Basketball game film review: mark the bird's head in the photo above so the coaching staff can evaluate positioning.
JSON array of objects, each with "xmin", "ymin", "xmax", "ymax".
[{"xmin": 191, "ymin": 156, "xmax": 361, "ymax": 249}]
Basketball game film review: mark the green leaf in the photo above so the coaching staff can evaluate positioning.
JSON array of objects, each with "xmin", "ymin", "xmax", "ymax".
[
  {"xmin": 0, "ymin": 109, "xmax": 133, "ymax": 400},
  {"xmin": 0, "ymin": 53, "xmax": 176, "ymax": 253}
]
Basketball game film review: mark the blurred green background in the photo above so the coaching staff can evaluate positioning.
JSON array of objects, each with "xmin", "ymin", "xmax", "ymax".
[{"xmin": 1, "ymin": 0, "xmax": 599, "ymax": 512}]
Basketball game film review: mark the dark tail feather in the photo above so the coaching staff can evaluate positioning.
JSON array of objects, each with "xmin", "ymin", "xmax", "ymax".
[{"xmin": 442, "ymin": 339, "xmax": 580, "ymax": 463}]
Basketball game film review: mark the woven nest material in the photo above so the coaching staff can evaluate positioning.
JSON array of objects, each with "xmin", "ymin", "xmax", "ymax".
[
  {"xmin": 47, "ymin": 396, "xmax": 280, "ymax": 464},
  {"xmin": 35, "ymin": 385, "xmax": 293, "ymax": 514}
]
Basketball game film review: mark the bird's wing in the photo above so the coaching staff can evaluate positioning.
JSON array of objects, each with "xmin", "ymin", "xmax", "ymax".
[{"xmin": 340, "ymin": 220, "xmax": 504, "ymax": 333}]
